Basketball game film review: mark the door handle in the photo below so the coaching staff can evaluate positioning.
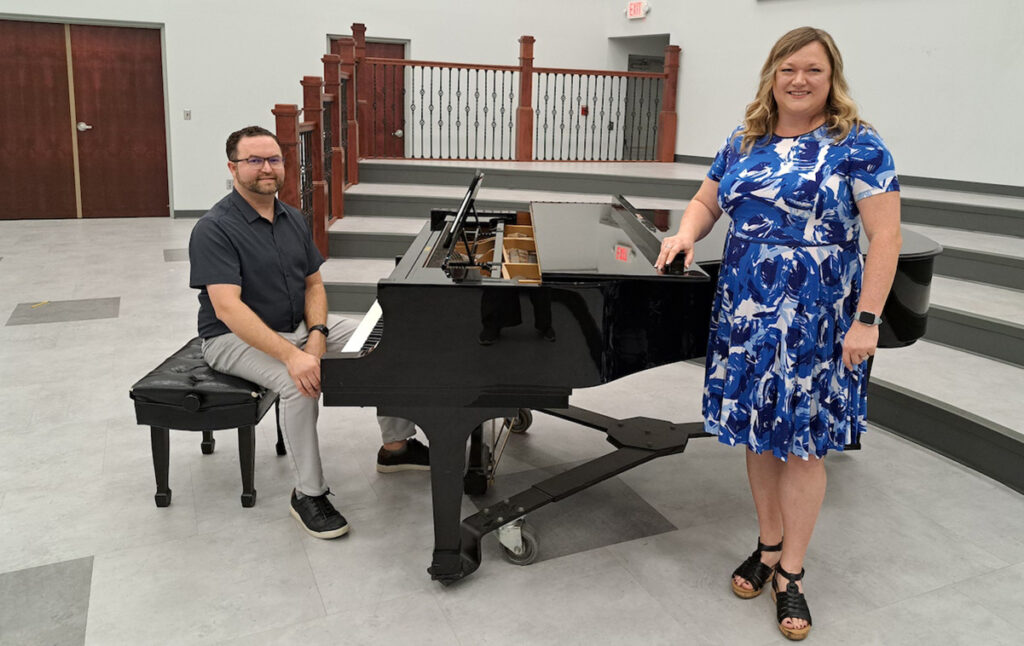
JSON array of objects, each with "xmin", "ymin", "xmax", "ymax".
[
  {"xmin": 77, "ymin": 122, "xmax": 93, "ymax": 132},
  {"xmin": 392, "ymin": 129, "xmax": 403, "ymax": 138}
]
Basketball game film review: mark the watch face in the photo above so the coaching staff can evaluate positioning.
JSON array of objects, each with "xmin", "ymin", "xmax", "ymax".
[{"xmin": 857, "ymin": 312, "xmax": 880, "ymax": 325}]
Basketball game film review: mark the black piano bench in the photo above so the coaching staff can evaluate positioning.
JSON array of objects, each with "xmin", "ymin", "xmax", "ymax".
[{"xmin": 129, "ymin": 337, "xmax": 285, "ymax": 509}]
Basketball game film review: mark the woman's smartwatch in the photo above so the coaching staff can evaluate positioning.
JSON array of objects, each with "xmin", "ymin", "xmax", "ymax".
[
  {"xmin": 854, "ymin": 311, "xmax": 882, "ymax": 326},
  {"xmin": 309, "ymin": 324, "xmax": 330, "ymax": 338}
]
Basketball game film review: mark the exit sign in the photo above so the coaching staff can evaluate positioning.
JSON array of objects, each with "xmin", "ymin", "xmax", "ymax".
[{"xmin": 627, "ymin": 1, "xmax": 649, "ymax": 20}]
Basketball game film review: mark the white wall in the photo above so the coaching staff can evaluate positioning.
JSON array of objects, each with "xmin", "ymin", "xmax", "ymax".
[
  {"xmin": 605, "ymin": 0, "xmax": 1024, "ymax": 187},
  {"xmin": 1, "ymin": 0, "xmax": 1021, "ymax": 213},
  {"xmin": 0, "ymin": 0, "xmax": 608, "ymax": 211}
]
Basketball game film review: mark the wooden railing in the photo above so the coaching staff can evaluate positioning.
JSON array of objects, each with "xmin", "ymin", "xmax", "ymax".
[{"xmin": 270, "ymin": 23, "xmax": 680, "ymax": 257}]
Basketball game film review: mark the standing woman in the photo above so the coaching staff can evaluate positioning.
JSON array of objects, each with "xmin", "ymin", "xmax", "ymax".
[{"xmin": 656, "ymin": 27, "xmax": 902, "ymax": 640}]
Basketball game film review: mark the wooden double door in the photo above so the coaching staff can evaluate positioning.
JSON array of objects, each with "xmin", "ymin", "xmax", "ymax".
[{"xmin": 0, "ymin": 19, "xmax": 169, "ymax": 219}]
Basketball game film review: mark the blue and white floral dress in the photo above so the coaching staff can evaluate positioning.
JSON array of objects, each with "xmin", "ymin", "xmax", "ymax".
[{"xmin": 702, "ymin": 124, "xmax": 899, "ymax": 460}]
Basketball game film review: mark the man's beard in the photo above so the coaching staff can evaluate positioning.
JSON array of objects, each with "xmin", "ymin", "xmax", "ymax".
[{"xmin": 241, "ymin": 174, "xmax": 284, "ymax": 195}]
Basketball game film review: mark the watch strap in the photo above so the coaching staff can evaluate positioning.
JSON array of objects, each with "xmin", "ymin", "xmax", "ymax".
[{"xmin": 309, "ymin": 324, "xmax": 329, "ymax": 337}]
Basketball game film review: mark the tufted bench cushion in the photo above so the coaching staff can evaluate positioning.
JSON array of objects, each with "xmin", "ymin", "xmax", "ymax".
[
  {"xmin": 130, "ymin": 337, "xmax": 282, "ymax": 508},
  {"xmin": 130, "ymin": 337, "xmax": 276, "ymax": 431}
]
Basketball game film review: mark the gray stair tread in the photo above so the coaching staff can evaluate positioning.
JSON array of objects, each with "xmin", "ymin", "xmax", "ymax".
[
  {"xmin": 904, "ymin": 224, "xmax": 1024, "ymax": 258},
  {"xmin": 320, "ymin": 257, "xmax": 395, "ymax": 283},
  {"xmin": 363, "ymin": 158, "xmax": 710, "ymax": 181},
  {"xmin": 871, "ymin": 339, "xmax": 1024, "ymax": 436},
  {"xmin": 930, "ymin": 276, "xmax": 1024, "ymax": 322},
  {"xmin": 345, "ymin": 182, "xmax": 612, "ymax": 204},
  {"xmin": 900, "ymin": 185, "xmax": 1024, "ymax": 212},
  {"xmin": 364, "ymin": 159, "xmax": 1024, "ymax": 212},
  {"xmin": 330, "ymin": 216, "xmax": 425, "ymax": 234}
]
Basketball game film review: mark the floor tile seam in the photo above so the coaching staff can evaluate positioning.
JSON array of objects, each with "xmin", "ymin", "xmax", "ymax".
[{"xmin": 861, "ymin": 484, "xmax": 1021, "ymax": 567}]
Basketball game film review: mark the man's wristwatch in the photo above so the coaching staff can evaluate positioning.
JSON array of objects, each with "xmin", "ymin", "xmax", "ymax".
[
  {"xmin": 854, "ymin": 311, "xmax": 883, "ymax": 326},
  {"xmin": 309, "ymin": 324, "xmax": 330, "ymax": 338}
]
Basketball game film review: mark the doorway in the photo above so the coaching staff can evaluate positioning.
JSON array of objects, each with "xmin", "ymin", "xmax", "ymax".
[{"xmin": 0, "ymin": 19, "xmax": 169, "ymax": 219}]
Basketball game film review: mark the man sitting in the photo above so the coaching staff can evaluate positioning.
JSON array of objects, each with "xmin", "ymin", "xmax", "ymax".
[{"xmin": 189, "ymin": 126, "xmax": 428, "ymax": 539}]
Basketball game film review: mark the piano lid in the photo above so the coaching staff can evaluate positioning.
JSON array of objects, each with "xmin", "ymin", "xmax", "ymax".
[{"xmin": 530, "ymin": 201, "xmax": 709, "ymax": 282}]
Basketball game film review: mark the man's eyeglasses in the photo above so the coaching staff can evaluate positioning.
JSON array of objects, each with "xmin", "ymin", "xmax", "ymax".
[{"xmin": 232, "ymin": 156, "xmax": 284, "ymax": 168}]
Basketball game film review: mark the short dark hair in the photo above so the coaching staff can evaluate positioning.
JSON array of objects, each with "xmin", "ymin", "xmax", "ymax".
[{"xmin": 225, "ymin": 126, "xmax": 281, "ymax": 160}]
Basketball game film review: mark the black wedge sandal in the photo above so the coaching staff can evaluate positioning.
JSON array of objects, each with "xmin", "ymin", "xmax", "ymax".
[
  {"xmin": 730, "ymin": 538, "xmax": 782, "ymax": 599},
  {"xmin": 771, "ymin": 565, "xmax": 812, "ymax": 641}
]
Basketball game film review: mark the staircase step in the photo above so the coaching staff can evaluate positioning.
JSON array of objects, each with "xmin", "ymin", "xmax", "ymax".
[
  {"xmin": 869, "ymin": 340, "xmax": 1024, "ymax": 493},
  {"xmin": 900, "ymin": 185, "xmax": 1024, "ymax": 237},
  {"xmin": 328, "ymin": 216, "xmax": 423, "ymax": 259},
  {"xmin": 321, "ymin": 257, "xmax": 394, "ymax": 312},
  {"xmin": 926, "ymin": 276, "xmax": 1024, "ymax": 367},
  {"xmin": 358, "ymin": 159, "xmax": 703, "ymax": 200},
  {"xmin": 904, "ymin": 224, "xmax": 1024, "ymax": 289}
]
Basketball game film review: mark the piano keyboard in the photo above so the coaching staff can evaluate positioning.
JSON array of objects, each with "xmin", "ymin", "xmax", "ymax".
[{"xmin": 341, "ymin": 300, "xmax": 383, "ymax": 354}]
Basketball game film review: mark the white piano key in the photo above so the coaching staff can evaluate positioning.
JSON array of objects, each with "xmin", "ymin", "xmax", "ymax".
[{"xmin": 342, "ymin": 300, "xmax": 383, "ymax": 353}]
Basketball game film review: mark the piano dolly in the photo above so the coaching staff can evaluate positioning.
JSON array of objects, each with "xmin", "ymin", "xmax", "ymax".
[{"xmin": 440, "ymin": 405, "xmax": 709, "ymax": 584}]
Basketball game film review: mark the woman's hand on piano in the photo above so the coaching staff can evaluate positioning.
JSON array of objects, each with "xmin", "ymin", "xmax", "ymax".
[{"xmin": 655, "ymin": 235, "xmax": 695, "ymax": 273}]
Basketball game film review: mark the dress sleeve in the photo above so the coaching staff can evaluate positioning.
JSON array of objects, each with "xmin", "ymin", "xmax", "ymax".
[
  {"xmin": 849, "ymin": 128, "xmax": 900, "ymax": 201},
  {"xmin": 707, "ymin": 127, "xmax": 742, "ymax": 182},
  {"xmin": 188, "ymin": 219, "xmax": 241, "ymax": 288}
]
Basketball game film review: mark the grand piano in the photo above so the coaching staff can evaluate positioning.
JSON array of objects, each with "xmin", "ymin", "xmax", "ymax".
[{"xmin": 321, "ymin": 173, "xmax": 941, "ymax": 584}]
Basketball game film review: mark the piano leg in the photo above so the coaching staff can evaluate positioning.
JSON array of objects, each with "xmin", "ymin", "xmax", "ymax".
[
  {"xmin": 378, "ymin": 405, "xmax": 516, "ymax": 585},
  {"xmin": 464, "ymin": 424, "xmax": 491, "ymax": 496}
]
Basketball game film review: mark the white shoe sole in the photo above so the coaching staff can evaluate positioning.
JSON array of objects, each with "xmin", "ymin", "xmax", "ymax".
[
  {"xmin": 376, "ymin": 463, "xmax": 431, "ymax": 473},
  {"xmin": 290, "ymin": 507, "xmax": 349, "ymax": 539}
]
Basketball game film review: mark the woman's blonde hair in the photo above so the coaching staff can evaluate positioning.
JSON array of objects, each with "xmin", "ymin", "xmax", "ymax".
[{"xmin": 737, "ymin": 27, "xmax": 866, "ymax": 154}]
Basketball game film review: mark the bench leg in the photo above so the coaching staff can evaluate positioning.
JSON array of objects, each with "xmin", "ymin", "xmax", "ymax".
[
  {"xmin": 200, "ymin": 430, "xmax": 216, "ymax": 455},
  {"xmin": 238, "ymin": 425, "xmax": 257, "ymax": 507},
  {"xmin": 150, "ymin": 426, "xmax": 172, "ymax": 507},
  {"xmin": 274, "ymin": 400, "xmax": 287, "ymax": 456}
]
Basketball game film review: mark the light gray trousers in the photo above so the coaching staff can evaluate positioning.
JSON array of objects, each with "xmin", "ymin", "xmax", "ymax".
[{"xmin": 202, "ymin": 313, "xmax": 415, "ymax": 497}]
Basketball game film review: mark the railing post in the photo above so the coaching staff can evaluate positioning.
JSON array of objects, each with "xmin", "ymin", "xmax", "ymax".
[
  {"xmin": 272, "ymin": 103, "xmax": 300, "ymax": 208},
  {"xmin": 338, "ymin": 37, "xmax": 359, "ymax": 185},
  {"xmin": 657, "ymin": 45, "xmax": 681, "ymax": 162},
  {"xmin": 323, "ymin": 54, "xmax": 346, "ymax": 222},
  {"xmin": 322, "ymin": 55, "xmax": 342, "ymax": 148},
  {"xmin": 516, "ymin": 35, "xmax": 535, "ymax": 161},
  {"xmin": 302, "ymin": 76, "xmax": 328, "ymax": 257},
  {"xmin": 352, "ymin": 23, "xmax": 371, "ymax": 158}
]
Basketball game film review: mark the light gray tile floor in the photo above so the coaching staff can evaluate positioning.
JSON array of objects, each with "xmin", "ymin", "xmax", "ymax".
[
  {"xmin": 0, "ymin": 216, "xmax": 1021, "ymax": 645},
  {"xmin": 163, "ymin": 247, "xmax": 189, "ymax": 262},
  {"xmin": 0, "ymin": 557, "xmax": 93, "ymax": 646},
  {"xmin": 6, "ymin": 297, "xmax": 120, "ymax": 326}
]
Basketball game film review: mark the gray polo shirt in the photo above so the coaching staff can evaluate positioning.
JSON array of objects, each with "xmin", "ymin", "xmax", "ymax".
[{"xmin": 189, "ymin": 190, "xmax": 323, "ymax": 338}]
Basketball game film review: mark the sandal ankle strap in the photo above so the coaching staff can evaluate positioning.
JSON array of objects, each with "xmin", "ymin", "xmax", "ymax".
[
  {"xmin": 756, "ymin": 538, "xmax": 783, "ymax": 554},
  {"xmin": 775, "ymin": 565, "xmax": 804, "ymax": 582}
]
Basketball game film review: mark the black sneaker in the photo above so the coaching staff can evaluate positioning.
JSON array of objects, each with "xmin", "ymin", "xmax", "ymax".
[
  {"xmin": 290, "ymin": 489, "xmax": 349, "ymax": 539},
  {"xmin": 376, "ymin": 438, "xmax": 430, "ymax": 473}
]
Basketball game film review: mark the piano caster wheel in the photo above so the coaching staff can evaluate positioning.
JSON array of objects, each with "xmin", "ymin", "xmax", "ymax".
[
  {"xmin": 510, "ymin": 408, "xmax": 533, "ymax": 434},
  {"xmin": 240, "ymin": 490, "xmax": 257, "ymax": 508},
  {"xmin": 154, "ymin": 490, "xmax": 172, "ymax": 507},
  {"xmin": 201, "ymin": 439, "xmax": 215, "ymax": 455},
  {"xmin": 463, "ymin": 471, "xmax": 489, "ymax": 496},
  {"xmin": 500, "ymin": 523, "xmax": 538, "ymax": 566}
]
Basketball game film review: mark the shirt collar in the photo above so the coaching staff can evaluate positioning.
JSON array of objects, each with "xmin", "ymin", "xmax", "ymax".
[{"xmin": 229, "ymin": 188, "xmax": 289, "ymax": 224}]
